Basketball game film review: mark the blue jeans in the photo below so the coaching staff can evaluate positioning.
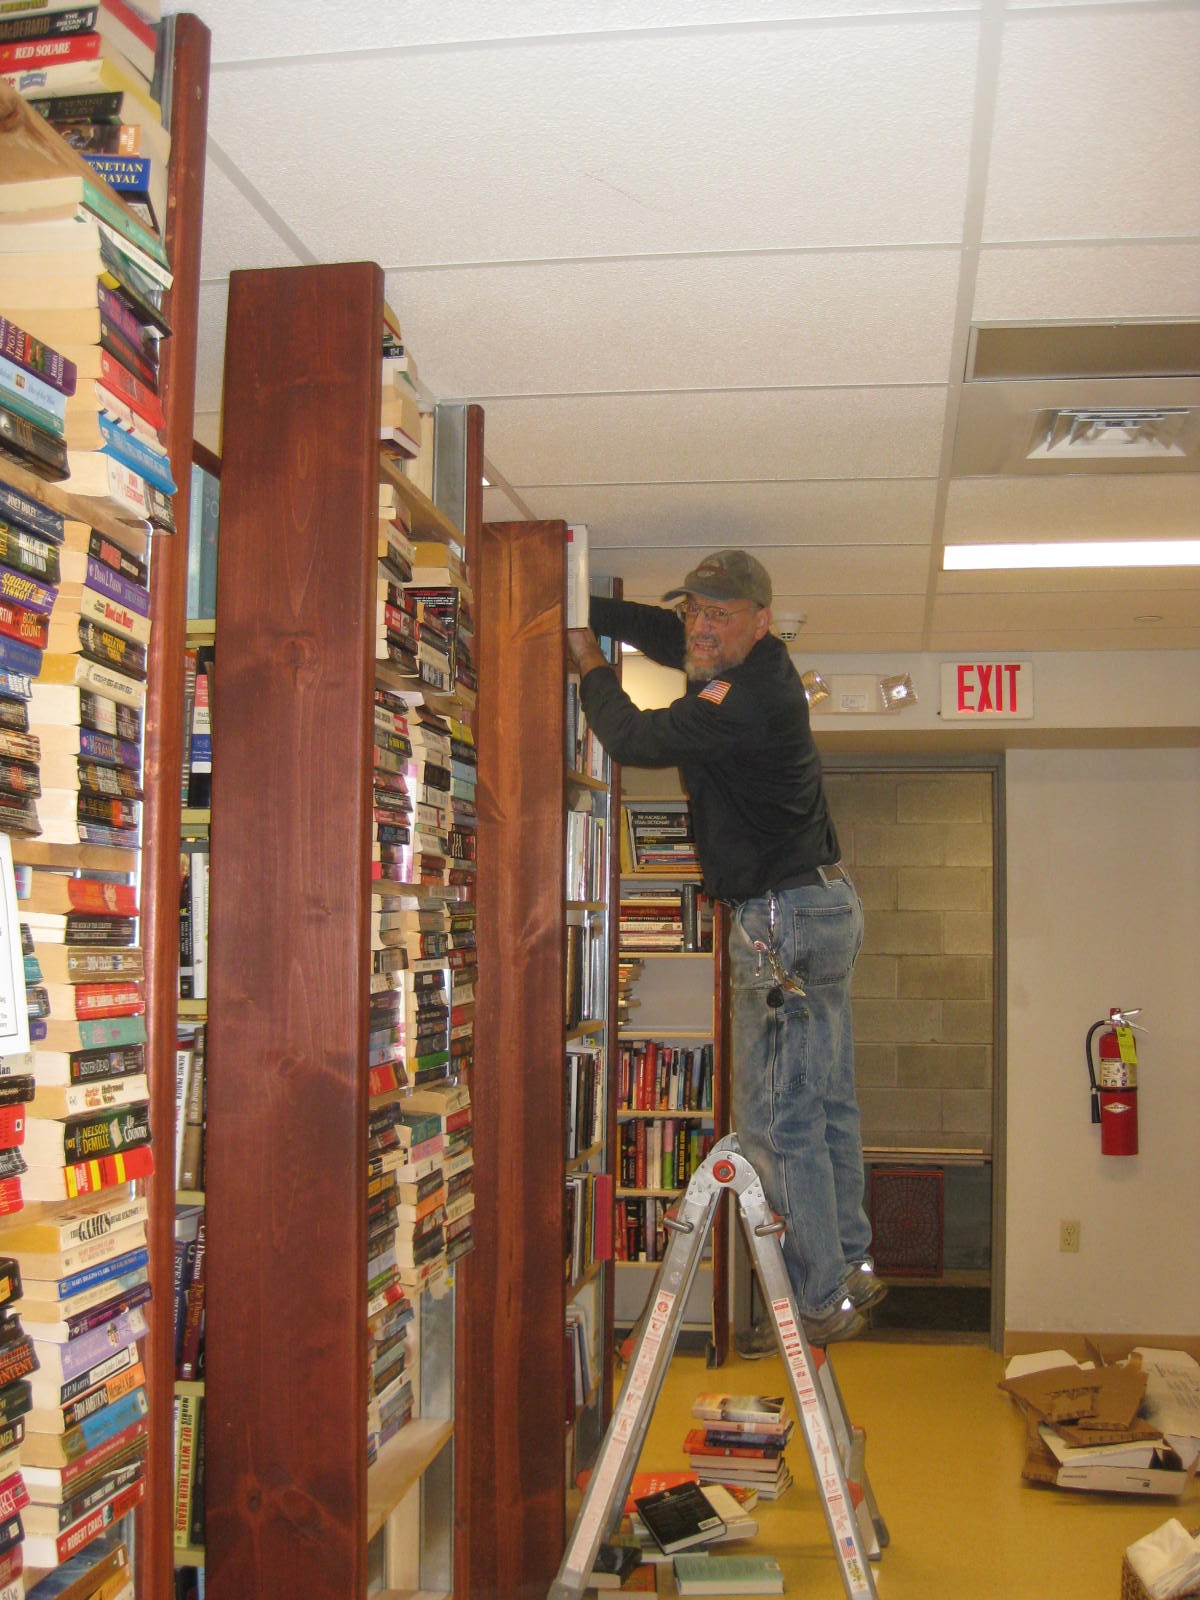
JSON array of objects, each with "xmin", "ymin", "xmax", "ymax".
[{"xmin": 729, "ymin": 873, "xmax": 871, "ymax": 1317}]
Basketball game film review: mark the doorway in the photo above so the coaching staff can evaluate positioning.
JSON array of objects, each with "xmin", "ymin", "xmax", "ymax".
[{"xmin": 823, "ymin": 755, "xmax": 1005, "ymax": 1347}]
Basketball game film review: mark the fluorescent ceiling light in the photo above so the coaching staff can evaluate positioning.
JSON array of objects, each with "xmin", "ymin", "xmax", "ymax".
[{"xmin": 945, "ymin": 541, "xmax": 1200, "ymax": 570}]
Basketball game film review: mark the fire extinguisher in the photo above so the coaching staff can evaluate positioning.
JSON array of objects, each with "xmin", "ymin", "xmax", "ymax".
[{"xmin": 1084, "ymin": 1008, "xmax": 1142, "ymax": 1156}]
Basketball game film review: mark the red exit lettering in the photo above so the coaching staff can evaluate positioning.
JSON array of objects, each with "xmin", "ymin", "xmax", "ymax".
[{"xmin": 956, "ymin": 663, "xmax": 1023, "ymax": 714}]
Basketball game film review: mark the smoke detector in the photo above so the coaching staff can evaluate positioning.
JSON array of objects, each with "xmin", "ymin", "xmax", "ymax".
[{"xmin": 774, "ymin": 614, "xmax": 806, "ymax": 642}]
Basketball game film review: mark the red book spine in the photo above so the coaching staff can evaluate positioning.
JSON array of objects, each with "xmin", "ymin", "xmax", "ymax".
[
  {"xmin": 0, "ymin": 600, "xmax": 47, "ymax": 650},
  {"xmin": 71, "ymin": 981, "xmax": 144, "ymax": 1018},
  {"xmin": 49, "ymin": 1472, "xmax": 145, "ymax": 1565},
  {"xmin": 0, "ymin": 33, "xmax": 103, "ymax": 69},
  {"xmin": 66, "ymin": 880, "xmax": 139, "ymax": 916},
  {"xmin": 0, "ymin": 1107, "xmax": 23, "ymax": 1146},
  {"xmin": 63, "ymin": 1141, "xmax": 154, "ymax": 1199},
  {"xmin": 98, "ymin": 349, "xmax": 164, "ymax": 431}
]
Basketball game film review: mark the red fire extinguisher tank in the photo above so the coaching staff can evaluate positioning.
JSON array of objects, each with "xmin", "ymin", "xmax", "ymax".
[{"xmin": 1088, "ymin": 1012, "xmax": 1139, "ymax": 1157}]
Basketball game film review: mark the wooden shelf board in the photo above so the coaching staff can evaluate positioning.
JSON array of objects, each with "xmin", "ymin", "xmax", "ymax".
[
  {"xmin": 617, "ymin": 1260, "xmax": 713, "ymax": 1273},
  {"xmin": 616, "ymin": 1186, "xmax": 689, "ymax": 1199},
  {"xmin": 566, "ymin": 770, "xmax": 608, "ymax": 792},
  {"xmin": 176, "ymin": 1189, "xmax": 205, "ymax": 1205},
  {"xmin": 864, "ymin": 1146, "xmax": 992, "ymax": 1166},
  {"xmin": 617, "ymin": 1108, "xmax": 712, "ymax": 1120},
  {"xmin": 619, "ymin": 951, "xmax": 713, "ymax": 961},
  {"xmin": 185, "ymin": 620, "xmax": 216, "ymax": 645},
  {"xmin": 174, "ymin": 1547, "xmax": 205, "ymax": 1567},
  {"xmin": 567, "ymin": 1260, "xmax": 603, "ymax": 1301},
  {"xmin": 619, "ymin": 1029, "xmax": 712, "ymax": 1041},
  {"xmin": 0, "ymin": 458, "xmax": 149, "ymax": 553},
  {"xmin": 178, "ymin": 1000, "xmax": 207, "ymax": 1019},
  {"xmin": 566, "ymin": 1020, "xmax": 604, "ymax": 1042},
  {"xmin": 366, "ymin": 1418, "xmax": 455, "ymax": 1543},
  {"xmin": 378, "ymin": 454, "xmax": 461, "ymax": 543},
  {"xmin": 567, "ymin": 1142, "xmax": 603, "ymax": 1172}
]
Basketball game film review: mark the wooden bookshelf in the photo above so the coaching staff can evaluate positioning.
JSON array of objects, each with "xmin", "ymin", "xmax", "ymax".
[
  {"xmin": 616, "ymin": 789, "xmax": 732, "ymax": 1365},
  {"xmin": 462, "ymin": 525, "xmax": 621, "ymax": 1595},
  {"xmin": 0, "ymin": 19, "xmax": 209, "ymax": 1595},
  {"xmin": 204, "ymin": 264, "xmax": 481, "ymax": 1599}
]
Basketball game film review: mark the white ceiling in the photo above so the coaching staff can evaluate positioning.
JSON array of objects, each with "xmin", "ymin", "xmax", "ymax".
[{"xmin": 177, "ymin": 0, "xmax": 1200, "ymax": 654}]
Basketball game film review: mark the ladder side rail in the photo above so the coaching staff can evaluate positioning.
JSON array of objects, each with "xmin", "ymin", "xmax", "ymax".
[
  {"xmin": 735, "ymin": 1172, "xmax": 879, "ymax": 1600},
  {"xmin": 549, "ymin": 1162, "xmax": 724, "ymax": 1598}
]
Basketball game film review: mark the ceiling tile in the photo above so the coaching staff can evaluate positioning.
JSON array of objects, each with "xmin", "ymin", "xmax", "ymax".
[
  {"xmin": 974, "ymin": 243, "xmax": 1200, "ymax": 323},
  {"xmin": 932, "ymin": 587, "xmax": 1200, "ymax": 631},
  {"xmin": 944, "ymin": 477, "xmax": 1200, "ymax": 545},
  {"xmin": 180, "ymin": 0, "xmax": 980, "ymax": 62},
  {"xmin": 385, "ymin": 250, "xmax": 960, "ymax": 397},
  {"xmin": 984, "ymin": 9, "xmax": 1200, "ymax": 241},
  {"xmin": 197, "ymin": 154, "xmax": 308, "ymax": 281},
  {"xmin": 482, "ymin": 388, "xmax": 947, "ymax": 485},
  {"xmin": 204, "ymin": 20, "xmax": 979, "ymax": 264},
  {"xmin": 514, "ymin": 480, "xmax": 938, "ymax": 549},
  {"xmin": 609, "ymin": 543, "xmax": 928, "ymax": 599},
  {"xmin": 194, "ymin": 282, "xmax": 231, "ymax": 418}
]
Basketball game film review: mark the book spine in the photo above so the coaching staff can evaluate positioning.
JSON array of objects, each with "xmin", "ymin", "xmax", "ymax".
[
  {"xmin": 98, "ymin": 347, "xmax": 163, "ymax": 429},
  {"xmin": 0, "ymin": 525, "xmax": 58, "ymax": 583},
  {"xmin": 0, "ymin": 352, "xmax": 67, "ymax": 428},
  {"xmin": 0, "ymin": 565, "xmax": 56, "ymax": 616},
  {"xmin": 0, "ymin": 474, "xmax": 66, "ymax": 541},
  {"xmin": 0, "ymin": 316, "xmax": 77, "ymax": 397},
  {"xmin": 83, "ymin": 555, "xmax": 150, "ymax": 627},
  {"xmin": 0, "ymin": 34, "xmax": 103, "ymax": 70},
  {"xmin": 36, "ymin": 1305, "xmax": 146, "ymax": 1381},
  {"xmin": 97, "ymin": 412, "xmax": 174, "ymax": 495}
]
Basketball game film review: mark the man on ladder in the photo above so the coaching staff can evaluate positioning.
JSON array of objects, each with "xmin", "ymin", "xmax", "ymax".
[
  {"xmin": 568, "ymin": 548, "xmax": 886, "ymax": 1346},
  {"xmin": 549, "ymin": 1135, "xmax": 888, "ymax": 1600}
]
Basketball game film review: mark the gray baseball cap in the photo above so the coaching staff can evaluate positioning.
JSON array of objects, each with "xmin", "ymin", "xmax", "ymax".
[{"xmin": 662, "ymin": 549, "xmax": 772, "ymax": 608}]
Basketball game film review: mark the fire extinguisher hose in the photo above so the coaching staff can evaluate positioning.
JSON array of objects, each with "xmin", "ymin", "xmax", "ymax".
[{"xmin": 1084, "ymin": 1019, "xmax": 1106, "ymax": 1123}]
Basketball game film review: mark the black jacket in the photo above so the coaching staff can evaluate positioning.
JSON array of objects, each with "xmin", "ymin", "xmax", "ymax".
[{"xmin": 583, "ymin": 597, "xmax": 839, "ymax": 902}]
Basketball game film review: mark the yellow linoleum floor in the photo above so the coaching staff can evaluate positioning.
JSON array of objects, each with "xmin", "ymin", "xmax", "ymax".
[{"xmin": 631, "ymin": 1339, "xmax": 1198, "ymax": 1599}]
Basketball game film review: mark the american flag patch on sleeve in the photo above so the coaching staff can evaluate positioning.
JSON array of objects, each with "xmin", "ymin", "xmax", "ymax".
[{"xmin": 698, "ymin": 679, "xmax": 732, "ymax": 705}]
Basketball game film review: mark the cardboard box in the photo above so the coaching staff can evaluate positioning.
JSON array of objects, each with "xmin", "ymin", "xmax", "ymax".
[{"xmin": 1003, "ymin": 1352, "xmax": 1200, "ymax": 1497}]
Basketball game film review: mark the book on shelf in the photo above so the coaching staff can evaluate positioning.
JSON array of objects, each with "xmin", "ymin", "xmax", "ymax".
[
  {"xmin": 21, "ymin": 1469, "xmax": 144, "ymax": 1570},
  {"xmin": 671, "ymin": 1551, "xmax": 785, "ymax": 1596},
  {"xmin": 632, "ymin": 1478, "xmax": 726, "ymax": 1555},
  {"xmin": 18, "ymin": 1136, "xmax": 153, "ymax": 1201},
  {"xmin": 13, "ymin": 1533, "xmax": 130, "ymax": 1597}
]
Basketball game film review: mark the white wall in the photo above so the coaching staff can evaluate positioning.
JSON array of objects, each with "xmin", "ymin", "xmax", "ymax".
[{"xmin": 1004, "ymin": 746, "xmax": 1200, "ymax": 1336}]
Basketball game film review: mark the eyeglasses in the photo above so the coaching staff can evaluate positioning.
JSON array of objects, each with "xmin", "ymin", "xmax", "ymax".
[{"xmin": 676, "ymin": 600, "xmax": 758, "ymax": 626}]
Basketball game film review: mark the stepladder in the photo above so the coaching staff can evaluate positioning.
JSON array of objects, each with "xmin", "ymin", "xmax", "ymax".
[{"xmin": 549, "ymin": 1133, "xmax": 887, "ymax": 1600}]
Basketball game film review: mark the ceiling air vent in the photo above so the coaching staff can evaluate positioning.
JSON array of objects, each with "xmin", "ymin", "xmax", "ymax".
[{"xmin": 1027, "ymin": 406, "xmax": 1200, "ymax": 462}]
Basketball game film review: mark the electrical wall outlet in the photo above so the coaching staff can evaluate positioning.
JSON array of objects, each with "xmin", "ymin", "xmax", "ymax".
[{"xmin": 1059, "ymin": 1219, "xmax": 1081, "ymax": 1253}]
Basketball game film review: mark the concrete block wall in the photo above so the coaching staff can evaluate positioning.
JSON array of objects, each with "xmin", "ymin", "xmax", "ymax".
[{"xmin": 825, "ymin": 770, "xmax": 994, "ymax": 1151}]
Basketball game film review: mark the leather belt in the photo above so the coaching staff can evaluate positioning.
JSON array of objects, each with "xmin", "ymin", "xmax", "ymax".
[{"xmin": 773, "ymin": 862, "xmax": 847, "ymax": 891}]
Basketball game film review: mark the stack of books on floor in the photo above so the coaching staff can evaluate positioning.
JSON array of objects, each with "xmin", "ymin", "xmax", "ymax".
[
  {"xmin": 585, "ymin": 1468, "xmax": 783, "ymax": 1593},
  {"xmin": 685, "ymin": 1392, "xmax": 796, "ymax": 1501}
]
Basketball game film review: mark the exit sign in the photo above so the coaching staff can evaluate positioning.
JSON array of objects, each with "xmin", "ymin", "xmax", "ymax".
[{"xmin": 940, "ymin": 661, "xmax": 1034, "ymax": 719}]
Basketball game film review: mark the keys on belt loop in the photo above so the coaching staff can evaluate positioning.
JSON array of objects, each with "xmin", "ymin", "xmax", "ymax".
[{"xmin": 753, "ymin": 893, "xmax": 806, "ymax": 1004}]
